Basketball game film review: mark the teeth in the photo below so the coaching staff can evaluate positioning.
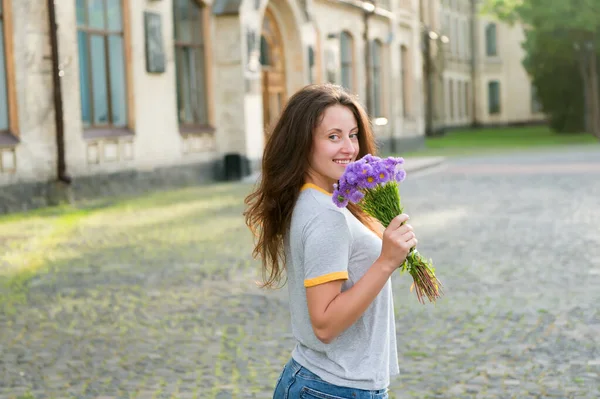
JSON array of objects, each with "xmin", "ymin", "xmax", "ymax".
[{"xmin": 334, "ymin": 160, "xmax": 350, "ymax": 164}]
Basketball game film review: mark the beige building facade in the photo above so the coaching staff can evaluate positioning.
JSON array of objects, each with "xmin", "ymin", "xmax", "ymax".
[
  {"xmin": 424, "ymin": 0, "xmax": 545, "ymax": 133},
  {"xmin": 0, "ymin": 0, "xmax": 427, "ymax": 213},
  {"xmin": 0, "ymin": 0, "xmax": 545, "ymax": 213}
]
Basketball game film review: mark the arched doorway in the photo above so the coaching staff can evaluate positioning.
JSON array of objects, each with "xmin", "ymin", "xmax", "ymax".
[{"xmin": 260, "ymin": 8, "xmax": 286, "ymax": 132}]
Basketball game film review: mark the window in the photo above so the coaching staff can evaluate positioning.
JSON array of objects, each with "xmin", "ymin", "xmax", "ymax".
[
  {"xmin": 401, "ymin": 45, "xmax": 409, "ymax": 118},
  {"xmin": 531, "ymin": 84, "xmax": 543, "ymax": 113},
  {"xmin": 485, "ymin": 23, "xmax": 497, "ymax": 56},
  {"xmin": 340, "ymin": 31, "xmax": 354, "ymax": 92},
  {"xmin": 467, "ymin": 18, "xmax": 472, "ymax": 58},
  {"xmin": 449, "ymin": 79, "xmax": 454, "ymax": 120},
  {"xmin": 458, "ymin": 19, "xmax": 463, "ymax": 58},
  {"xmin": 458, "ymin": 81, "xmax": 463, "ymax": 118},
  {"xmin": 462, "ymin": 20, "xmax": 468, "ymax": 59},
  {"xmin": 488, "ymin": 81, "xmax": 501, "ymax": 114},
  {"xmin": 174, "ymin": 0, "xmax": 209, "ymax": 127},
  {"xmin": 464, "ymin": 81, "xmax": 470, "ymax": 118},
  {"xmin": 0, "ymin": 0, "xmax": 9, "ymax": 131},
  {"xmin": 370, "ymin": 40, "xmax": 383, "ymax": 117},
  {"xmin": 76, "ymin": 0, "xmax": 128, "ymax": 129},
  {"xmin": 451, "ymin": 17, "xmax": 458, "ymax": 55}
]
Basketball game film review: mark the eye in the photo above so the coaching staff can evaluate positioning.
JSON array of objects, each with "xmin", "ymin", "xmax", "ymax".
[
  {"xmin": 350, "ymin": 132, "xmax": 359, "ymax": 139},
  {"xmin": 328, "ymin": 134, "xmax": 340, "ymax": 141}
]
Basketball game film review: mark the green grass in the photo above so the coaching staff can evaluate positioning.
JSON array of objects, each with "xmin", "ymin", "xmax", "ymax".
[
  {"xmin": 400, "ymin": 126, "xmax": 599, "ymax": 157},
  {"xmin": 0, "ymin": 181, "xmax": 253, "ymax": 313}
]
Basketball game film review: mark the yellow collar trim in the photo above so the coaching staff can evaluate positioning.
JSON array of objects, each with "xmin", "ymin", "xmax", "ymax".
[{"xmin": 301, "ymin": 183, "xmax": 333, "ymax": 196}]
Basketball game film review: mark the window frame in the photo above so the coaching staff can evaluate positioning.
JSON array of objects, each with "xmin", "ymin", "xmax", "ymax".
[
  {"xmin": 173, "ymin": 0, "xmax": 214, "ymax": 134},
  {"xmin": 0, "ymin": 0, "xmax": 19, "ymax": 146},
  {"xmin": 76, "ymin": 0, "xmax": 134, "ymax": 139}
]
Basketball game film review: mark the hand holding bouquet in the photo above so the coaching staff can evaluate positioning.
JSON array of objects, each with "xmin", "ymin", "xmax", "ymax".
[{"xmin": 332, "ymin": 154, "xmax": 443, "ymax": 304}]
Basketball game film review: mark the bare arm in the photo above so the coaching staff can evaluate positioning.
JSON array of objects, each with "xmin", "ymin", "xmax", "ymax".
[
  {"xmin": 306, "ymin": 214, "xmax": 416, "ymax": 344},
  {"xmin": 306, "ymin": 257, "xmax": 396, "ymax": 343}
]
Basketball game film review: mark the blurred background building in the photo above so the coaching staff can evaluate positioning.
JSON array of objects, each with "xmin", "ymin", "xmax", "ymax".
[{"xmin": 0, "ymin": 0, "xmax": 544, "ymax": 212}]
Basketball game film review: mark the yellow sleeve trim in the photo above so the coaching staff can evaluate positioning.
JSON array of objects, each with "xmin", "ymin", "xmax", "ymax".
[
  {"xmin": 304, "ymin": 271, "xmax": 349, "ymax": 287},
  {"xmin": 301, "ymin": 183, "xmax": 333, "ymax": 197}
]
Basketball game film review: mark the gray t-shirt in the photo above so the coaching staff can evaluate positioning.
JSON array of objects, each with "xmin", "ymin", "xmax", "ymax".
[{"xmin": 284, "ymin": 183, "xmax": 399, "ymax": 390}]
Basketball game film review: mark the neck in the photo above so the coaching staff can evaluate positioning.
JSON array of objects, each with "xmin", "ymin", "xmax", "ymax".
[{"xmin": 304, "ymin": 174, "xmax": 335, "ymax": 194}]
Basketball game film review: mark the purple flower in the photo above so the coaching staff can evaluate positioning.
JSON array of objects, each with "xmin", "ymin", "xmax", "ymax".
[
  {"xmin": 387, "ymin": 156, "xmax": 405, "ymax": 165},
  {"xmin": 332, "ymin": 183, "xmax": 348, "ymax": 207},
  {"xmin": 333, "ymin": 193, "xmax": 348, "ymax": 207},
  {"xmin": 357, "ymin": 163, "xmax": 373, "ymax": 177},
  {"xmin": 349, "ymin": 190, "xmax": 365, "ymax": 203},
  {"xmin": 333, "ymin": 153, "xmax": 408, "ymax": 207},
  {"xmin": 363, "ymin": 154, "xmax": 378, "ymax": 163},
  {"xmin": 344, "ymin": 170, "xmax": 359, "ymax": 185},
  {"xmin": 395, "ymin": 169, "xmax": 406, "ymax": 182},
  {"xmin": 361, "ymin": 169, "xmax": 379, "ymax": 189},
  {"xmin": 372, "ymin": 162, "xmax": 391, "ymax": 184}
]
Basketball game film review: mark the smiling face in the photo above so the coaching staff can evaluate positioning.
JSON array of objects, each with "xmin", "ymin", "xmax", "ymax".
[{"xmin": 305, "ymin": 104, "xmax": 360, "ymax": 192}]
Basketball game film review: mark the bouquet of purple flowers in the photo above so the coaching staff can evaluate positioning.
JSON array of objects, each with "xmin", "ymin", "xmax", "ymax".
[{"xmin": 332, "ymin": 154, "xmax": 443, "ymax": 304}]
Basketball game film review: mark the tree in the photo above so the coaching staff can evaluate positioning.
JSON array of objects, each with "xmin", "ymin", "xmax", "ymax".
[
  {"xmin": 482, "ymin": 0, "xmax": 600, "ymax": 138},
  {"xmin": 521, "ymin": 29, "xmax": 585, "ymax": 132}
]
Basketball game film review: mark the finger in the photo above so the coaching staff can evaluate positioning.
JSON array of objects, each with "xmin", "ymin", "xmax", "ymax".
[
  {"xmin": 387, "ymin": 214, "xmax": 409, "ymax": 231},
  {"xmin": 400, "ymin": 231, "xmax": 415, "ymax": 242},
  {"xmin": 397, "ymin": 224, "xmax": 413, "ymax": 235},
  {"xmin": 389, "ymin": 224, "xmax": 413, "ymax": 240}
]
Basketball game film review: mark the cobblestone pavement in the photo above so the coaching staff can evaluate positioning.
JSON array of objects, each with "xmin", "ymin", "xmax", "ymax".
[{"xmin": 1, "ymin": 147, "xmax": 600, "ymax": 399}]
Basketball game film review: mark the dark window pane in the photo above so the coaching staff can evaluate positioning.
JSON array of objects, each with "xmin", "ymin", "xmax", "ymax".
[
  {"xmin": 372, "ymin": 41, "xmax": 381, "ymax": 67},
  {"xmin": 76, "ymin": 0, "xmax": 86, "ymax": 26},
  {"xmin": 373, "ymin": 68, "xmax": 381, "ymax": 116},
  {"xmin": 341, "ymin": 66, "xmax": 352, "ymax": 91},
  {"xmin": 194, "ymin": 45, "xmax": 208, "ymax": 124},
  {"xmin": 488, "ymin": 81, "xmax": 500, "ymax": 114},
  {"xmin": 88, "ymin": 0, "xmax": 106, "ymax": 30},
  {"xmin": 260, "ymin": 36, "xmax": 270, "ymax": 66},
  {"xmin": 174, "ymin": 0, "xmax": 191, "ymax": 42},
  {"xmin": 0, "ymin": 20, "xmax": 8, "ymax": 130},
  {"xmin": 106, "ymin": 0, "xmax": 122, "ymax": 31},
  {"xmin": 486, "ymin": 24, "xmax": 497, "ymax": 56},
  {"xmin": 77, "ymin": 30, "xmax": 92, "ymax": 126},
  {"xmin": 449, "ymin": 80, "xmax": 454, "ymax": 119},
  {"xmin": 401, "ymin": 46, "xmax": 408, "ymax": 117},
  {"xmin": 340, "ymin": 32, "xmax": 351, "ymax": 63},
  {"xmin": 176, "ymin": 47, "xmax": 193, "ymax": 124},
  {"xmin": 108, "ymin": 35, "xmax": 127, "ymax": 126},
  {"xmin": 341, "ymin": 32, "xmax": 353, "ymax": 90},
  {"xmin": 183, "ymin": 48, "xmax": 197, "ymax": 123},
  {"xmin": 90, "ymin": 35, "xmax": 108, "ymax": 124},
  {"xmin": 371, "ymin": 42, "xmax": 382, "ymax": 116},
  {"xmin": 190, "ymin": 0, "xmax": 203, "ymax": 45},
  {"xmin": 0, "ymin": 0, "xmax": 3, "ymax": 13}
]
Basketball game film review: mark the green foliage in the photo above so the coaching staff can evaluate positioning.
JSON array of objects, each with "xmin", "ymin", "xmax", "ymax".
[{"xmin": 521, "ymin": 30, "xmax": 586, "ymax": 132}]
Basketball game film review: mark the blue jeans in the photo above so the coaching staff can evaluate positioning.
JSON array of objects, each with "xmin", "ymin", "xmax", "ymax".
[{"xmin": 273, "ymin": 358, "xmax": 389, "ymax": 399}]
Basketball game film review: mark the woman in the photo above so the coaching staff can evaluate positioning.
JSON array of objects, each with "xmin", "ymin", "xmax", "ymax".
[{"xmin": 244, "ymin": 84, "xmax": 417, "ymax": 398}]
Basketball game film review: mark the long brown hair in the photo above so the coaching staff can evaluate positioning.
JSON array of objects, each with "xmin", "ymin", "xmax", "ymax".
[{"xmin": 244, "ymin": 84, "xmax": 380, "ymax": 288}]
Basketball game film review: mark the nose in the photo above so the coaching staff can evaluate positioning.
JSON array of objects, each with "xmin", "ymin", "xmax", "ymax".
[{"xmin": 341, "ymin": 136, "xmax": 355, "ymax": 154}]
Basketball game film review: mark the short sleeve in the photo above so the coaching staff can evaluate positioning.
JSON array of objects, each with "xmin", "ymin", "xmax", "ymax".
[{"xmin": 302, "ymin": 209, "xmax": 352, "ymax": 288}]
